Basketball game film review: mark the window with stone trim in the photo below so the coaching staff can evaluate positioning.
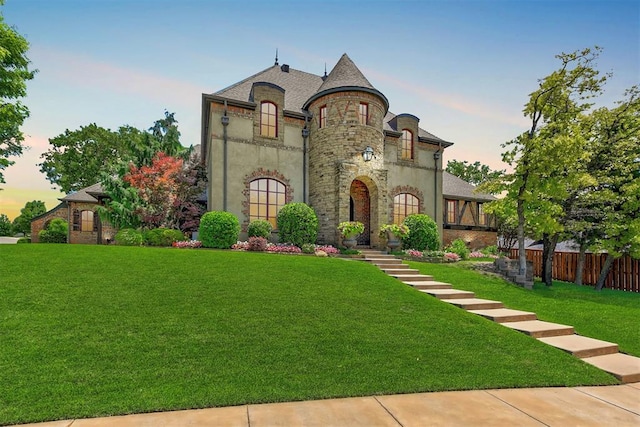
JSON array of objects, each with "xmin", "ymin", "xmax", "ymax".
[
  {"xmin": 249, "ymin": 178, "xmax": 286, "ymax": 228},
  {"xmin": 393, "ymin": 193, "xmax": 419, "ymax": 224},
  {"xmin": 73, "ymin": 209, "xmax": 98, "ymax": 232},
  {"xmin": 401, "ymin": 129, "xmax": 413, "ymax": 160},
  {"xmin": 260, "ymin": 101, "xmax": 277, "ymax": 137},
  {"xmin": 319, "ymin": 105, "xmax": 327, "ymax": 128},
  {"xmin": 359, "ymin": 103, "xmax": 368, "ymax": 125},
  {"xmin": 446, "ymin": 200, "xmax": 458, "ymax": 224}
]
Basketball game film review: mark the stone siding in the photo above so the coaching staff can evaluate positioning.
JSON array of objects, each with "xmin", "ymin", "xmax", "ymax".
[
  {"xmin": 443, "ymin": 229, "xmax": 497, "ymax": 250},
  {"xmin": 30, "ymin": 203, "xmax": 68, "ymax": 243}
]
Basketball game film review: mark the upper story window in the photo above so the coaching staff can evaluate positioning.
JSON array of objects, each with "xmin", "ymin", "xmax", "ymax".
[
  {"xmin": 319, "ymin": 105, "xmax": 327, "ymax": 129},
  {"xmin": 478, "ymin": 203, "xmax": 486, "ymax": 225},
  {"xmin": 260, "ymin": 101, "xmax": 277, "ymax": 138},
  {"xmin": 73, "ymin": 209, "xmax": 97, "ymax": 232},
  {"xmin": 446, "ymin": 200, "xmax": 458, "ymax": 224},
  {"xmin": 249, "ymin": 178, "xmax": 286, "ymax": 229},
  {"xmin": 393, "ymin": 193, "xmax": 419, "ymax": 224},
  {"xmin": 359, "ymin": 103, "xmax": 368, "ymax": 125},
  {"xmin": 401, "ymin": 129, "xmax": 413, "ymax": 160}
]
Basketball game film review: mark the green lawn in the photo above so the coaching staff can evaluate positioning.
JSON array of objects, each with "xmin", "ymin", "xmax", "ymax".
[
  {"xmin": 407, "ymin": 260, "xmax": 640, "ymax": 356},
  {"xmin": 0, "ymin": 246, "xmax": 620, "ymax": 425}
]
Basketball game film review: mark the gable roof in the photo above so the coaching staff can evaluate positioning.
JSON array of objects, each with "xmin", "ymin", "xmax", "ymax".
[
  {"xmin": 442, "ymin": 171, "xmax": 495, "ymax": 201},
  {"xmin": 61, "ymin": 183, "xmax": 105, "ymax": 203}
]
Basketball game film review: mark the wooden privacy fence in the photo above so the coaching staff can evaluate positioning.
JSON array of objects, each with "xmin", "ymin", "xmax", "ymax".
[{"xmin": 506, "ymin": 249, "xmax": 640, "ymax": 293}]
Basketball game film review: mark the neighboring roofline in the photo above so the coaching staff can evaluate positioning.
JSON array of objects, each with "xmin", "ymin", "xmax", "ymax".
[
  {"xmin": 419, "ymin": 136, "xmax": 454, "ymax": 148},
  {"xmin": 442, "ymin": 193, "xmax": 496, "ymax": 202},
  {"xmin": 302, "ymin": 86, "xmax": 390, "ymax": 112},
  {"xmin": 30, "ymin": 202, "xmax": 67, "ymax": 223}
]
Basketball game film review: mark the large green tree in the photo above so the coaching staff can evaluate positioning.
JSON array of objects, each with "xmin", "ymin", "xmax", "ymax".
[
  {"xmin": 482, "ymin": 47, "xmax": 607, "ymax": 285},
  {"xmin": 0, "ymin": 212, "xmax": 11, "ymax": 235},
  {"xmin": 11, "ymin": 200, "xmax": 46, "ymax": 235},
  {"xmin": 0, "ymin": 0, "xmax": 36, "ymax": 184},
  {"xmin": 445, "ymin": 160, "xmax": 504, "ymax": 187}
]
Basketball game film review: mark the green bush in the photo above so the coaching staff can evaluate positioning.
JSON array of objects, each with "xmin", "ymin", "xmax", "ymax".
[
  {"xmin": 199, "ymin": 211, "xmax": 240, "ymax": 249},
  {"xmin": 247, "ymin": 220, "xmax": 272, "ymax": 238},
  {"xmin": 143, "ymin": 228, "xmax": 186, "ymax": 247},
  {"xmin": 16, "ymin": 237, "xmax": 31, "ymax": 243},
  {"xmin": 481, "ymin": 245, "xmax": 499, "ymax": 255},
  {"xmin": 247, "ymin": 236, "xmax": 268, "ymax": 251},
  {"xmin": 446, "ymin": 238, "xmax": 471, "ymax": 260},
  {"xmin": 0, "ymin": 214, "xmax": 12, "ymax": 236},
  {"xmin": 276, "ymin": 203, "xmax": 318, "ymax": 247},
  {"xmin": 38, "ymin": 218, "xmax": 68, "ymax": 243},
  {"xmin": 301, "ymin": 243, "xmax": 316, "ymax": 254},
  {"xmin": 401, "ymin": 214, "xmax": 439, "ymax": 251},
  {"xmin": 115, "ymin": 228, "xmax": 143, "ymax": 246}
]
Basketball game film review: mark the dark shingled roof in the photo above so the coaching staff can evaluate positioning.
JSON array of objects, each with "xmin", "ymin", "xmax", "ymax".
[
  {"xmin": 214, "ymin": 65, "xmax": 323, "ymax": 114},
  {"xmin": 442, "ymin": 171, "xmax": 495, "ymax": 201},
  {"xmin": 61, "ymin": 183, "xmax": 105, "ymax": 203},
  {"xmin": 210, "ymin": 53, "xmax": 450, "ymax": 146}
]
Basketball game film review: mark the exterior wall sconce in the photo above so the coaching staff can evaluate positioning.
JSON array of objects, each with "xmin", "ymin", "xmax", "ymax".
[{"xmin": 362, "ymin": 146, "xmax": 374, "ymax": 162}]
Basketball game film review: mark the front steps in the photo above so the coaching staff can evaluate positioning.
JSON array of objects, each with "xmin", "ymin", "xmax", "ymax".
[{"xmin": 361, "ymin": 250, "xmax": 640, "ymax": 384}]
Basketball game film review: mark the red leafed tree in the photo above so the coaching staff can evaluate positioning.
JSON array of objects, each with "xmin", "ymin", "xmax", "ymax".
[{"xmin": 124, "ymin": 152, "xmax": 183, "ymax": 229}]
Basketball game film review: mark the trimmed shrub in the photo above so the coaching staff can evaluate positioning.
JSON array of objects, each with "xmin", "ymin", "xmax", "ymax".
[
  {"xmin": 276, "ymin": 203, "xmax": 318, "ymax": 247},
  {"xmin": 199, "ymin": 211, "xmax": 240, "ymax": 249},
  {"xmin": 38, "ymin": 218, "xmax": 68, "ymax": 243},
  {"xmin": 16, "ymin": 237, "xmax": 31, "ymax": 243},
  {"xmin": 401, "ymin": 214, "xmax": 439, "ymax": 251},
  {"xmin": 301, "ymin": 243, "xmax": 316, "ymax": 254},
  {"xmin": 115, "ymin": 228, "xmax": 143, "ymax": 246},
  {"xmin": 247, "ymin": 236, "xmax": 268, "ymax": 251},
  {"xmin": 247, "ymin": 220, "xmax": 272, "ymax": 239},
  {"xmin": 143, "ymin": 228, "xmax": 186, "ymax": 247},
  {"xmin": 446, "ymin": 238, "xmax": 470, "ymax": 260},
  {"xmin": 481, "ymin": 245, "xmax": 499, "ymax": 255}
]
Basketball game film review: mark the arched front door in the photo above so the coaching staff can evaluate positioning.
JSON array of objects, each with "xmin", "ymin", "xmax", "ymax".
[{"xmin": 350, "ymin": 180, "xmax": 370, "ymax": 246}]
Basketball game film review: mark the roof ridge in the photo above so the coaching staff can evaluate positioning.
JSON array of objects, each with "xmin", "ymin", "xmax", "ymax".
[{"xmin": 213, "ymin": 64, "xmax": 279, "ymax": 95}]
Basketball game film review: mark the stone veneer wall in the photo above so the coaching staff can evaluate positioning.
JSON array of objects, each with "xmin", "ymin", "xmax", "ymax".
[{"xmin": 307, "ymin": 90, "xmax": 387, "ymax": 246}]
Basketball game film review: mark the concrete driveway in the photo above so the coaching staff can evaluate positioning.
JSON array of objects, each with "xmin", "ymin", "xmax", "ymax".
[{"xmin": 0, "ymin": 236, "xmax": 20, "ymax": 244}]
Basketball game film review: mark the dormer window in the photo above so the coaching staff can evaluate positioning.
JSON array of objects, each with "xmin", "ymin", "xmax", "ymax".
[
  {"xmin": 359, "ymin": 103, "xmax": 368, "ymax": 125},
  {"xmin": 260, "ymin": 101, "xmax": 277, "ymax": 137},
  {"xmin": 401, "ymin": 129, "xmax": 413, "ymax": 160},
  {"xmin": 319, "ymin": 105, "xmax": 327, "ymax": 128}
]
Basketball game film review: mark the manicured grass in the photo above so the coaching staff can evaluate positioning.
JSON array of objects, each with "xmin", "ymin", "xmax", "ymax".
[
  {"xmin": 0, "ymin": 246, "xmax": 619, "ymax": 425},
  {"xmin": 407, "ymin": 260, "xmax": 640, "ymax": 357}
]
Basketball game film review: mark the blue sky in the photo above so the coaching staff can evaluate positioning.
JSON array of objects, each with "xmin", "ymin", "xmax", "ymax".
[{"xmin": 1, "ymin": 0, "xmax": 638, "ymax": 219}]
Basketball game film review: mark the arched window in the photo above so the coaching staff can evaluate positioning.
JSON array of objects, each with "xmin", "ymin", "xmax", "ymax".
[
  {"xmin": 319, "ymin": 105, "xmax": 327, "ymax": 128},
  {"xmin": 359, "ymin": 103, "xmax": 368, "ymax": 125},
  {"xmin": 72, "ymin": 209, "xmax": 97, "ymax": 232},
  {"xmin": 393, "ymin": 193, "xmax": 419, "ymax": 224},
  {"xmin": 260, "ymin": 101, "xmax": 277, "ymax": 137},
  {"xmin": 249, "ymin": 178, "xmax": 286, "ymax": 228},
  {"xmin": 401, "ymin": 129, "xmax": 413, "ymax": 160}
]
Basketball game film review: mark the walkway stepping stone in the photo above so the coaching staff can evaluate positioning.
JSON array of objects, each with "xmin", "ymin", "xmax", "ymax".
[
  {"xmin": 468, "ymin": 308, "xmax": 537, "ymax": 323},
  {"xmin": 405, "ymin": 281, "xmax": 453, "ymax": 290},
  {"xmin": 422, "ymin": 289, "xmax": 475, "ymax": 299},
  {"xmin": 445, "ymin": 298, "xmax": 504, "ymax": 310},
  {"xmin": 365, "ymin": 258, "xmax": 404, "ymax": 265},
  {"xmin": 379, "ymin": 264, "xmax": 412, "ymax": 271},
  {"xmin": 501, "ymin": 320, "xmax": 574, "ymax": 337},
  {"xmin": 538, "ymin": 335, "xmax": 618, "ymax": 358},
  {"xmin": 582, "ymin": 353, "xmax": 640, "ymax": 383},
  {"xmin": 390, "ymin": 274, "xmax": 434, "ymax": 281},
  {"xmin": 380, "ymin": 268, "xmax": 421, "ymax": 275}
]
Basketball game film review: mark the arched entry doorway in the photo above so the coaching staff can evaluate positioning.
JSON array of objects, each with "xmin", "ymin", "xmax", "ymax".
[{"xmin": 350, "ymin": 179, "xmax": 370, "ymax": 246}]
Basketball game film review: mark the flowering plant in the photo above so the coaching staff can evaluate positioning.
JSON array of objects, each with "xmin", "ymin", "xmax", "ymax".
[
  {"xmin": 444, "ymin": 252, "xmax": 461, "ymax": 262},
  {"xmin": 266, "ymin": 244, "xmax": 302, "ymax": 254},
  {"xmin": 404, "ymin": 249, "xmax": 424, "ymax": 258},
  {"xmin": 469, "ymin": 251, "xmax": 485, "ymax": 258},
  {"xmin": 172, "ymin": 240, "xmax": 202, "ymax": 249},
  {"xmin": 337, "ymin": 221, "xmax": 365, "ymax": 238},
  {"xmin": 315, "ymin": 245, "xmax": 340, "ymax": 255},
  {"xmin": 379, "ymin": 223, "xmax": 410, "ymax": 239}
]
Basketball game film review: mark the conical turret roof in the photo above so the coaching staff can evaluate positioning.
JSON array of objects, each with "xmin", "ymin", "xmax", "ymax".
[{"xmin": 303, "ymin": 54, "xmax": 389, "ymax": 111}]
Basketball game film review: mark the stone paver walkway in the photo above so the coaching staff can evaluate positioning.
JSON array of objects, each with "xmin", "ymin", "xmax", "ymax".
[{"xmin": 16, "ymin": 383, "xmax": 640, "ymax": 426}]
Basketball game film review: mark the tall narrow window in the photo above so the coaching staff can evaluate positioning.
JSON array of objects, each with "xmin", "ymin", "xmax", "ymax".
[
  {"xmin": 478, "ymin": 203, "xmax": 486, "ymax": 225},
  {"xmin": 81, "ymin": 210, "xmax": 94, "ymax": 232},
  {"xmin": 319, "ymin": 105, "xmax": 327, "ymax": 128},
  {"xmin": 249, "ymin": 178, "xmax": 286, "ymax": 228},
  {"xmin": 260, "ymin": 101, "xmax": 277, "ymax": 137},
  {"xmin": 401, "ymin": 129, "xmax": 413, "ymax": 160},
  {"xmin": 446, "ymin": 200, "xmax": 458, "ymax": 224},
  {"xmin": 359, "ymin": 103, "xmax": 368, "ymax": 125},
  {"xmin": 393, "ymin": 193, "xmax": 419, "ymax": 224}
]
